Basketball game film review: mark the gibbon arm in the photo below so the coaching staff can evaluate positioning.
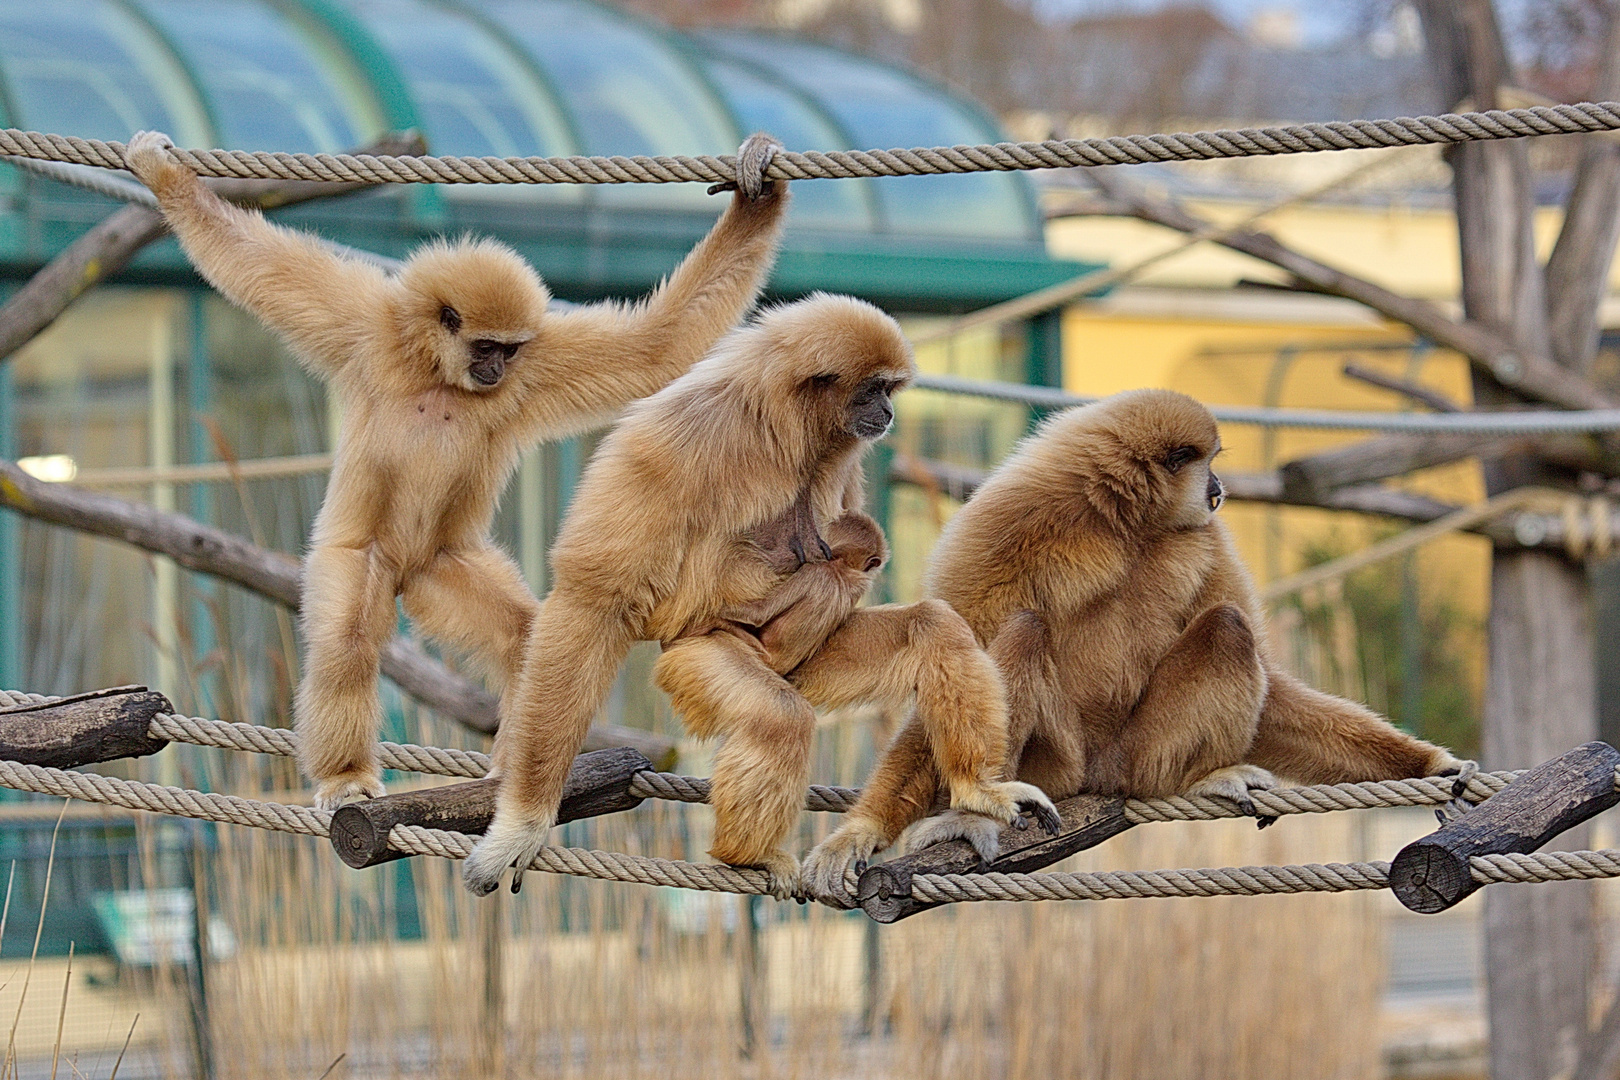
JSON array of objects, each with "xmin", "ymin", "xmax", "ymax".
[
  {"xmin": 123, "ymin": 132, "xmax": 390, "ymax": 382},
  {"xmin": 515, "ymin": 185, "xmax": 788, "ymax": 437}
]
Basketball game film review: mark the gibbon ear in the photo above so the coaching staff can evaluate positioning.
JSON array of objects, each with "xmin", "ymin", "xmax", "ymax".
[{"xmin": 439, "ymin": 305, "xmax": 462, "ymax": 334}]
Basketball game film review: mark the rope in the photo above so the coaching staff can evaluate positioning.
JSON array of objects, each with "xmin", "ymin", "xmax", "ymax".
[{"xmin": 5, "ymin": 102, "xmax": 1620, "ymax": 185}]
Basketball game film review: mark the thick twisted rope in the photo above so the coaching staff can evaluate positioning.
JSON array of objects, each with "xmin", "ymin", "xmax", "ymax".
[{"xmin": 6, "ymin": 102, "xmax": 1620, "ymax": 185}]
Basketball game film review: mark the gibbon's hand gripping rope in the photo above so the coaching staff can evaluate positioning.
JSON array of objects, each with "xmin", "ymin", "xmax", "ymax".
[
  {"xmin": 3, "ymin": 101, "xmax": 1620, "ymax": 186},
  {"xmin": 1, "ymin": 690, "xmax": 1616, "ymax": 909}
]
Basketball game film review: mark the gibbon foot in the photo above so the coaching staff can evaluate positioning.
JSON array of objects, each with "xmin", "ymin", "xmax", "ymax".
[
  {"xmin": 1184, "ymin": 763, "xmax": 1279, "ymax": 818},
  {"xmin": 461, "ymin": 813, "xmax": 553, "ymax": 897},
  {"xmin": 737, "ymin": 851, "xmax": 801, "ymax": 901},
  {"xmin": 124, "ymin": 130, "xmax": 180, "ymax": 183},
  {"xmin": 800, "ymin": 819, "xmax": 888, "ymax": 907},
  {"xmin": 312, "ymin": 769, "xmax": 386, "ymax": 812},
  {"xmin": 708, "ymin": 132, "xmax": 783, "ymax": 198},
  {"xmin": 900, "ymin": 809, "xmax": 1003, "ymax": 867},
  {"xmin": 950, "ymin": 780, "xmax": 1061, "ymax": 836}
]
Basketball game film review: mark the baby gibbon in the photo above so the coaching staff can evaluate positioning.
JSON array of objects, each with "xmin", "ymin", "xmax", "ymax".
[
  {"xmin": 803, "ymin": 389, "xmax": 1459, "ymax": 893},
  {"xmin": 687, "ymin": 509, "xmax": 888, "ymax": 676},
  {"xmin": 123, "ymin": 130, "xmax": 790, "ymax": 809},
  {"xmin": 462, "ymin": 295, "xmax": 1055, "ymax": 897}
]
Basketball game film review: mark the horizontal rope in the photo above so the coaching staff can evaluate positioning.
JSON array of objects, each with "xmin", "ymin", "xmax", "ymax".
[
  {"xmin": 4, "ymin": 102, "xmax": 1620, "ymax": 186},
  {"xmin": 913, "ymin": 373, "xmax": 1620, "ymax": 433}
]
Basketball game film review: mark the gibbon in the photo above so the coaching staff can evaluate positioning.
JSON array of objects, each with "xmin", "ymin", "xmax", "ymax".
[
  {"xmin": 802, "ymin": 389, "xmax": 1459, "ymax": 895},
  {"xmin": 461, "ymin": 294, "xmax": 1056, "ymax": 897},
  {"xmin": 684, "ymin": 509, "xmax": 888, "ymax": 676},
  {"xmin": 123, "ymin": 130, "xmax": 790, "ymax": 809}
]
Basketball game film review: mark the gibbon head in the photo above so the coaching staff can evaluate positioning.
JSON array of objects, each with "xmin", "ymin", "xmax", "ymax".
[
  {"xmin": 1043, "ymin": 389, "xmax": 1224, "ymax": 533},
  {"xmin": 753, "ymin": 293, "xmax": 915, "ymax": 448},
  {"xmin": 824, "ymin": 512, "xmax": 889, "ymax": 573},
  {"xmin": 397, "ymin": 238, "xmax": 549, "ymax": 393}
]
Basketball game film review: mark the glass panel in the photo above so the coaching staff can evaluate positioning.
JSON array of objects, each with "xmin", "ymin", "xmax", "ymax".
[
  {"xmin": 345, "ymin": 0, "xmax": 582, "ymax": 203},
  {"xmin": 483, "ymin": 0, "xmax": 738, "ymax": 210},
  {"xmin": 699, "ymin": 33, "xmax": 1036, "ymax": 240},
  {"xmin": 0, "ymin": 0, "xmax": 207, "ymax": 143},
  {"xmin": 699, "ymin": 56, "xmax": 873, "ymax": 232},
  {"xmin": 136, "ymin": 0, "xmax": 371, "ymax": 151}
]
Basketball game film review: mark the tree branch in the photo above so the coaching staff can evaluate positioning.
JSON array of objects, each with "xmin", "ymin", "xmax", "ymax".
[
  {"xmin": 0, "ymin": 132, "xmax": 425, "ymax": 362},
  {"xmin": 1341, "ymin": 362, "xmax": 1463, "ymax": 412},
  {"xmin": 0, "ymin": 460, "xmax": 675, "ymax": 766},
  {"xmin": 1084, "ymin": 168, "xmax": 1615, "ymax": 411}
]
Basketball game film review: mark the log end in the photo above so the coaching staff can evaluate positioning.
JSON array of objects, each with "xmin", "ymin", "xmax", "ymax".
[
  {"xmin": 1389, "ymin": 841, "xmax": 1476, "ymax": 914},
  {"xmin": 329, "ymin": 804, "xmax": 392, "ymax": 869}
]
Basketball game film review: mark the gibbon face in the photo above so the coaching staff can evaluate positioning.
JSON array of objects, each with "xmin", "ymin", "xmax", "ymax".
[
  {"xmin": 824, "ymin": 511, "xmax": 889, "ymax": 572},
  {"xmin": 758, "ymin": 293, "xmax": 914, "ymax": 448},
  {"xmin": 1045, "ymin": 389, "xmax": 1225, "ymax": 533},
  {"xmin": 396, "ymin": 238, "xmax": 549, "ymax": 394}
]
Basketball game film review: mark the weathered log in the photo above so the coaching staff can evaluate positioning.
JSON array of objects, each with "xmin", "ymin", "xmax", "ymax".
[
  {"xmin": 329, "ymin": 746, "xmax": 653, "ymax": 868},
  {"xmin": 1389, "ymin": 741, "xmax": 1620, "ymax": 914},
  {"xmin": 0, "ymin": 685, "xmax": 171, "ymax": 767},
  {"xmin": 857, "ymin": 794, "xmax": 1133, "ymax": 923}
]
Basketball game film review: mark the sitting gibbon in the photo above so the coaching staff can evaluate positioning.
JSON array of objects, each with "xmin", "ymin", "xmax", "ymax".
[
  {"xmin": 462, "ymin": 294, "xmax": 1055, "ymax": 897},
  {"xmin": 685, "ymin": 509, "xmax": 888, "ymax": 676},
  {"xmin": 123, "ymin": 130, "xmax": 790, "ymax": 809},
  {"xmin": 803, "ymin": 389, "xmax": 1459, "ymax": 893}
]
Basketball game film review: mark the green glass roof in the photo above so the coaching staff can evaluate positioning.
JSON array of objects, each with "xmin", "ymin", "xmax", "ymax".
[{"xmin": 0, "ymin": 0, "xmax": 1043, "ymax": 239}]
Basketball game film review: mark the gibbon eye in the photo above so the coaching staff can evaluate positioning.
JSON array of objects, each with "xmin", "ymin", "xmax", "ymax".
[
  {"xmin": 1164, "ymin": 445, "xmax": 1201, "ymax": 473},
  {"xmin": 810, "ymin": 373, "xmax": 839, "ymax": 389},
  {"xmin": 439, "ymin": 305, "xmax": 462, "ymax": 334}
]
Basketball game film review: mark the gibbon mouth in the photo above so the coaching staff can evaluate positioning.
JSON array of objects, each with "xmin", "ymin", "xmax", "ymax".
[
  {"xmin": 853, "ymin": 412, "xmax": 894, "ymax": 439},
  {"xmin": 1207, "ymin": 473, "xmax": 1225, "ymax": 511},
  {"xmin": 468, "ymin": 358, "xmax": 506, "ymax": 386}
]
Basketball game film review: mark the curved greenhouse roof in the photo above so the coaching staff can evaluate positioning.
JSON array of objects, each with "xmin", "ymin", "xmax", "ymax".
[{"xmin": 0, "ymin": 0, "xmax": 1085, "ymax": 309}]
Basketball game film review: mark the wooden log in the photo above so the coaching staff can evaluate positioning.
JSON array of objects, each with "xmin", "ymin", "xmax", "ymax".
[
  {"xmin": 857, "ymin": 794, "xmax": 1133, "ymax": 923},
  {"xmin": 329, "ymin": 746, "xmax": 653, "ymax": 868},
  {"xmin": 1389, "ymin": 741, "xmax": 1620, "ymax": 914},
  {"xmin": 0, "ymin": 685, "xmax": 171, "ymax": 767}
]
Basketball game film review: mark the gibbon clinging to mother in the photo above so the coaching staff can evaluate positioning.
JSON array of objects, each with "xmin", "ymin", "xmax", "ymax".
[
  {"xmin": 123, "ymin": 130, "xmax": 790, "ymax": 809},
  {"xmin": 462, "ymin": 294, "xmax": 1055, "ymax": 897},
  {"xmin": 803, "ymin": 390, "xmax": 1458, "ymax": 892}
]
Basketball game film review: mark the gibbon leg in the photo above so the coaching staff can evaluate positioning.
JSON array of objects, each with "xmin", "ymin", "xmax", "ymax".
[
  {"xmin": 462, "ymin": 591, "xmax": 635, "ymax": 896},
  {"xmin": 654, "ymin": 634, "xmax": 816, "ymax": 898},
  {"xmin": 1114, "ymin": 603, "xmax": 1273, "ymax": 808},
  {"xmin": 296, "ymin": 544, "xmax": 400, "ymax": 810},
  {"xmin": 1247, "ymin": 669, "xmax": 1459, "ymax": 785}
]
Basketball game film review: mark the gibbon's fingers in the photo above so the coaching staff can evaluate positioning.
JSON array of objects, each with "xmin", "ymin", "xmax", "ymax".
[
  {"xmin": 798, "ymin": 720, "xmax": 943, "ymax": 883},
  {"xmin": 707, "ymin": 131, "xmax": 783, "ymax": 198},
  {"xmin": 461, "ymin": 811, "xmax": 553, "ymax": 898},
  {"xmin": 124, "ymin": 130, "xmax": 184, "ymax": 190},
  {"xmin": 899, "ymin": 809, "xmax": 1003, "ymax": 867},
  {"xmin": 1248, "ymin": 669, "xmax": 1457, "ymax": 784},
  {"xmin": 800, "ymin": 818, "xmax": 889, "ymax": 907},
  {"xmin": 1183, "ymin": 763, "xmax": 1279, "ymax": 818}
]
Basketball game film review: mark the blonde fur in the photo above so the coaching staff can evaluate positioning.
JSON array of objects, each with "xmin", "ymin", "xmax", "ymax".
[
  {"xmin": 802, "ymin": 390, "xmax": 1457, "ymax": 899},
  {"xmin": 464, "ymin": 296, "xmax": 1052, "ymax": 896},
  {"xmin": 123, "ymin": 130, "xmax": 789, "ymax": 809}
]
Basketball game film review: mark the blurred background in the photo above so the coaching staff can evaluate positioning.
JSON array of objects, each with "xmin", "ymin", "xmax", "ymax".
[{"xmin": 0, "ymin": 0, "xmax": 1615, "ymax": 1077}]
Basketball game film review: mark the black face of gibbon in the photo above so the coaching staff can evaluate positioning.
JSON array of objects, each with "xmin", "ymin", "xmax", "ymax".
[
  {"xmin": 846, "ymin": 376, "xmax": 900, "ymax": 439},
  {"xmin": 440, "ymin": 304, "xmax": 523, "ymax": 388}
]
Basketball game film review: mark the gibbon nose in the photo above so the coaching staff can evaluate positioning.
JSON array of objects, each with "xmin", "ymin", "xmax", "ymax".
[
  {"xmin": 1207, "ymin": 471, "xmax": 1225, "ymax": 511},
  {"xmin": 469, "ymin": 357, "xmax": 506, "ymax": 386}
]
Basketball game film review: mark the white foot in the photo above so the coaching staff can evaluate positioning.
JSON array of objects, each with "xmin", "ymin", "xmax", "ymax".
[
  {"xmin": 754, "ymin": 851, "xmax": 801, "ymax": 902},
  {"xmin": 312, "ymin": 770, "xmax": 385, "ymax": 811},
  {"xmin": 462, "ymin": 812, "xmax": 552, "ymax": 896},
  {"xmin": 900, "ymin": 809, "xmax": 1003, "ymax": 866},
  {"xmin": 801, "ymin": 820, "xmax": 887, "ymax": 908},
  {"xmin": 951, "ymin": 780, "xmax": 1061, "ymax": 834},
  {"xmin": 1184, "ymin": 764, "xmax": 1278, "ymax": 816}
]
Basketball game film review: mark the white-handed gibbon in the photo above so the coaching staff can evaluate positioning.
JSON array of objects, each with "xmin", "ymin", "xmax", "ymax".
[
  {"xmin": 461, "ymin": 294, "xmax": 1056, "ymax": 897},
  {"xmin": 123, "ymin": 130, "xmax": 790, "ymax": 809},
  {"xmin": 802, "ymin": 389, "xmax": 1460, "ymax": 895}
]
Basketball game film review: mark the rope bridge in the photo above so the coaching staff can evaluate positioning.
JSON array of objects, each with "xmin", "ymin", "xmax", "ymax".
[
  {"xmin": 4, "ymin": 101, "xmax": 1620, "ymax": 186},
  {"xmin": 0, "ymin": 687, "xmax": 1614, "ymax": 922}
]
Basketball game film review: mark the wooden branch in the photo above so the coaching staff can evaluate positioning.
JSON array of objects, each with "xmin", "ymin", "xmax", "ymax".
[
  {"xmin": 1085, "ymin": 169, "xmax": 1616, "ymax": 412},
  {"xmin": 857, "ymin": 794, "xmax": 1133, "ymax": 922},
  {"xmin": 1341, "ymin": 362, "xmax": 1463, "ymax": 412},
  {"xmin": 0, "ymin": 132, "xmax": 425, "ymax": 362},
  {"xmin": 0, "ymin": 460, "xmax": 676, "ymax": 766},
  {"xmin": 1389, "ymin": 741, "xmax": 1620, "ymax": 913},
  {"xmin": 328, "ymin": 747, "xmax": 652, "ymax": 868},
  {"xmin": 0, "ymin": 685, "xmax": 171, "ymax": 767}
]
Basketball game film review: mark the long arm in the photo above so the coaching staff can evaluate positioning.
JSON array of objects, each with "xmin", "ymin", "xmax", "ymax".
[
  {"xmin": 514, "ymin": 183, "xmax": 789, "ymax": 436},
  {"xmin": 123, "ymin": 132, "xmax": 390, "ymax": 382}
]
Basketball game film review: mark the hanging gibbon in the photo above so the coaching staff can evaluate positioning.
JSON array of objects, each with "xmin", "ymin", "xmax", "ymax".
[
  {"xmin": 462, "ymin": 294, "xmax": 1056, "ymax": 897},
  {"xmin": 802, "ymin": 389, "xmax": 1460, "ymax": 895},
  {"xmin": 123, "ymin": 130, "xmax": 790, "ymax": 809}
]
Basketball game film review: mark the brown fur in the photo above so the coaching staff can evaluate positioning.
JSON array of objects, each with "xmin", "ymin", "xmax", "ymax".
[
  {"xmin": 123, "ymin": 130, "xmax": 789, "ymax": 809},
  {"xmin": 463, "ymin": 295, "xmax": 1052, "ymax": 897},
  {"xmin": 802, "ymin": 389, "xmax": 1458, "ymax": 897}
]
